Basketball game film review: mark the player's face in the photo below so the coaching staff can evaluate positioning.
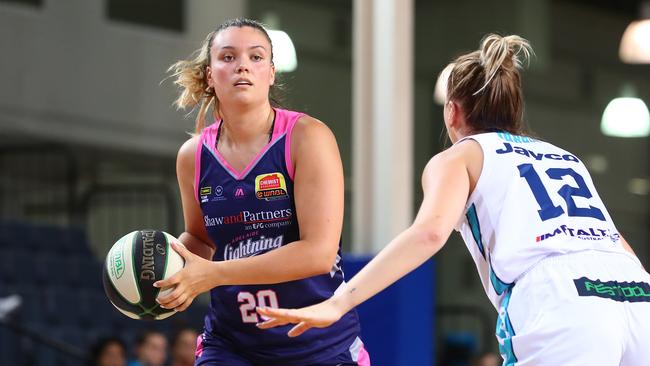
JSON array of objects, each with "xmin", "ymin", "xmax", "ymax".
[{"xmin": 207, "ymin": 26, "xmax": 275, "ymax": 108}]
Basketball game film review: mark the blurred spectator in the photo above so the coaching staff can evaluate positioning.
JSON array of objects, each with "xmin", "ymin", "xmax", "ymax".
[
  {"xmin": 472, "ymin": 351, "xmax": 500, "ymax": 366},
  {"xmin": 88, "ymin": 336, "xmax": 127, "ymax": 366},
  {"xmin": 170, "ymin": 328, "xmax": 199, "ymax": 366},
  {"xmin": 127, "ymin": 330, "xmax": 168, "ymax": 366}
]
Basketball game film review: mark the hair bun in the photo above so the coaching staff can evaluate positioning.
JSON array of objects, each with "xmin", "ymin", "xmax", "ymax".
[{"xmin": 474, "ymin": 34, "xmax": 533, "ymax": 95}]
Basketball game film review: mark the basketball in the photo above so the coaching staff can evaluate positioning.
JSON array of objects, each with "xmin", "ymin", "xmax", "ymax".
[{"xmin": 102, "ymin": 230, "xmax": 185, "ymax": 320}]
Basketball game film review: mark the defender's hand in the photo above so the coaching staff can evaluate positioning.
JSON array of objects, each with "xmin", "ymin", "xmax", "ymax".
[{"xmin": 255, "ymin": 300, "xmax": 345, "ymax": 337}]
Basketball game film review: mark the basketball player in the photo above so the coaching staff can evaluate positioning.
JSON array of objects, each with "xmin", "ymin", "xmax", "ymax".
[
  {"xmin": 154, "ymin": 18, "xmax": 369, "ymax": 366},
  {"xmin": 257, "ymin": 34, "xmax": 650, "ymax": 365}
]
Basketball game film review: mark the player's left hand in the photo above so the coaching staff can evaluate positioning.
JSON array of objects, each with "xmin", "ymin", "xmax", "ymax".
[
  {"xmin": 255, "ymin": 299, "xmax": 345, "ymax": 337},
  {"xmin": 154, "ymin": 241, "xmax": 216, "ymax": 312}
]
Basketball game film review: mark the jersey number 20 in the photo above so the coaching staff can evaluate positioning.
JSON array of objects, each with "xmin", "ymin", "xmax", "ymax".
[
  {"xmin": 238, "ymin": 290, "xmax": 279, "ymax": 323},
  {"xmin": 518, "ymin": 163, "xmax": 605, "ymax": 222}
]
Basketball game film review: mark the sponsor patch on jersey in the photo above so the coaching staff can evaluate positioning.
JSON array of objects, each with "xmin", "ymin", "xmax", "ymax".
[
  {"xmin": 255, "ymin": 173, "xmax": 289, "ymax": 201},
  {"xmin": 233, "ymin": 186, "xmax": 246, "ymax": 199},
  {"xmin": 200, "ymin": 185, "xmax": 226, "ymax": 203},
  {"xmin": 535, "ymin": 225, "xmax": 620, "ymax": 243},
  {"xmin": 574, "ymin": 277, "xmax": 650, "ymax": 303},
  {"xmin": 200, "ymin": 186, "xmax": 212, "ymax": 196},
  {"xmin": 496, "ymin": 131, "xmax": 537, "ymax": 143}
]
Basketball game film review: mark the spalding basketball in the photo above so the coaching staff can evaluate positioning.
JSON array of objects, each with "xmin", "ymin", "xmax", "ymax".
[{"xmin": 102, "ymin": 230, "xmax": 185, "ymax": 320}]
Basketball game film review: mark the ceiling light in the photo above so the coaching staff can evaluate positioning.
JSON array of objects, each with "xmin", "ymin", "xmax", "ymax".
[
  {"xmin": 433, "ymin": 64, "xmax": 453, "ymax": 105},
  {"xmin": 601, "ymin": 84, "xmax": 650, "ymax": 138},
  {"xmin": 268, "ymin": 30, "xmax": 297, "ymax": 73},
  {"xmin": 619, "ymin": 2, "xmax": 650, "ymax": 64}
]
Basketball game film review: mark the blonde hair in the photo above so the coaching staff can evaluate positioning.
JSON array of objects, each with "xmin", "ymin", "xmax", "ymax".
[
  {"xmin": 168, "ymin": 18, "xmax": 275, "ymax": 134},
  {"xmin": 447, "ymin": 34, "xmax": 533, "ymax": 135}
]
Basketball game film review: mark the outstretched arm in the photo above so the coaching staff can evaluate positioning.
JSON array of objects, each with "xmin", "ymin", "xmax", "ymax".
[{"xmin": 257, "ymin": 148, "xmax": 472, "ymax": 336}]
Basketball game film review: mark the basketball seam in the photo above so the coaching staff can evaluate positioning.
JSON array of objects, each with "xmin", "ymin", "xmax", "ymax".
[
  {"xmin": 157, "ymin": 232, "xmax": 170, "ymax": 300},
  {"xmin": 132, "ymin": 231, "xmax": 143, "ymax": 303}
]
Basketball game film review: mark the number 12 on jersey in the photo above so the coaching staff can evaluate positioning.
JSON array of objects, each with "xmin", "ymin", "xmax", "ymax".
[{"xmin": 518, "ymin": 163, "xmax": 605, "ymax": 222}]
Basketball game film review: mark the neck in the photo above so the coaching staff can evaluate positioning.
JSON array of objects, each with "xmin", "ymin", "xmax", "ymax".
[
  {"xmin": 450, "ymin": 126, "xmax": 474, "ymax": 144},
  {"xmin": 218, "ymin": 102, "xmax": 274, "ymax": 145}
]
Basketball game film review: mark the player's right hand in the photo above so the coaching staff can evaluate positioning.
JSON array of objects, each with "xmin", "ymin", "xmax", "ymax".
[
  {"xmin": 255, "ymin": 300, "xmax": 344, "ymax": 337},
  {"xmin": 154, "ymin": 241, "xmax": 217, "ymax": 312}
]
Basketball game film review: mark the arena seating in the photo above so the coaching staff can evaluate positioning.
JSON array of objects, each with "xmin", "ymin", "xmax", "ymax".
[{"xmin": 0, "ymin": 220, "xmax": 208, "ymax": 365}]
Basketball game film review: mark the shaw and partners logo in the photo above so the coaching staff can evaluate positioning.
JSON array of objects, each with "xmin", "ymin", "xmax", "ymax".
[
  {"xmin": 535, "ymin": 225, "xmax": 620, "ymax": 243},
  {"xmin": 224, "ymin": 234, "xmax": 284, "ymax": 260},
  {"xmin": 203, "ymin": 209, "xmax": 293, "ymax": 227},
  {"xmin": 255, "ymin": 172, "xmax": 289, "ymax": 201}
]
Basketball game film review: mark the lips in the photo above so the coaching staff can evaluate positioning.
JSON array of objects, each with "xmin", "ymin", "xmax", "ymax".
[{"xmin": 234, "ymin": 79, "xmax": 252, "ymax": 86}]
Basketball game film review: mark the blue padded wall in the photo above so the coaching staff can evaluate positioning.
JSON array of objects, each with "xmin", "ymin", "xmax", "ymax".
[{"xmin": 342, "ymin": 256, "xmax": 435, "ymax": 366}]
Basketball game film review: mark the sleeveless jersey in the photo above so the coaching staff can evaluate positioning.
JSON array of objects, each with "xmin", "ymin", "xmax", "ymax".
[
  {"xmin": 194, "ymin": 108, "xmax": 362, "ymax": 364},
  {"xmin": 455, "ymin": 132, "xmax": 628, "ymax": 309}
]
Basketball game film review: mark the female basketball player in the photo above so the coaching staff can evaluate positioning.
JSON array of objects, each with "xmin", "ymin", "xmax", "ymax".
[
  {"xmin": 153, "ymin": 18, "xmax": 369, "ymax": 366},
  {"xmin": 257, "ymin": 34, "xmax": 650, "ymax": 365}
]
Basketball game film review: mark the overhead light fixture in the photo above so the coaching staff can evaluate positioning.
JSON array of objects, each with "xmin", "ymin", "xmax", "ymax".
[
  {"xmin": 433, "ymin": 64, "xmax": 453, "ymax": 105},
  {"xmin": 262, "ymin": 13, "xmax": 297, "ymax": 73},
  {"xmin": 619, "ymin": 1, "xmax": 650, "ymax": 64},
  {"xmin": 268, "ymin": 30, "xmax": 297, "ymax": 73},
  {"xmin": 601, "ymin": 84, "xmax": 650, "ymax": 138}
]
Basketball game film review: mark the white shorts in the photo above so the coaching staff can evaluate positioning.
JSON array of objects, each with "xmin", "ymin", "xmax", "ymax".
[{"xmin": 497, "ymin": 250, "xmax": 650, "ymax": 366}]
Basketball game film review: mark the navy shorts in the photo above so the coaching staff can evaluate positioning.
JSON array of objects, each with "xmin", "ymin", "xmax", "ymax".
[{"xmin": 194, "ymin": 332, "xmax": 371, "ymax": 366}]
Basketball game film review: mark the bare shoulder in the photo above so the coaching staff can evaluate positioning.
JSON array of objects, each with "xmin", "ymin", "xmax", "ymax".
[
  {"xmin": 425, "ymin": 139, "xmax": 474, "ymax": 164},
  {"xmin": 450, "ymin": 138, "xmax": 482, "ymax": 157},
  {"xmin": 178, "ymin": 134, "xmax": 200, "ymax": 157},
  {"xmin": 292, "ymin": 115, "xmax": 337, "ymax": 146},
  {"xmin": 176, "ymin": 134, "xmax": 200, "ymax": 175},
  {"xmin": 423, "ymin": 139, "xmax": 482, "ymax": 178},
  {"xmin": 424, "ymin": 138, "xmax": 483, "ymax": 192}
]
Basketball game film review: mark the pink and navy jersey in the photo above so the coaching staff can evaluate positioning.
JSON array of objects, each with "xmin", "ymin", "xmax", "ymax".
[{"xmin": 194, "ymin": 108, "xmax": 363, "ymax": 364}]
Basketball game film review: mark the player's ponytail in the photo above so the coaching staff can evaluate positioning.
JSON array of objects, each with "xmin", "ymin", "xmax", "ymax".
[
  {"xmin": 168, "ymin": 31, "xmax": 218, "ymax": 134},
  {"xmin": 447, "ymin": 34, "xmax": 533, "ymax": 135}
]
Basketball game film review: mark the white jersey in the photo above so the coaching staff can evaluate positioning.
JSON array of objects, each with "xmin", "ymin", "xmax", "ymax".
[{"xmin": 455, "ymin": 132, "xmax": 629, "ymax": 309}]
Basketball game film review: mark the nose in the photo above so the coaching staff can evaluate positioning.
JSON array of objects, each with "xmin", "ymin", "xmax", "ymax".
[{"xmin": 236, "ymin": 61, "xmax": 249, "ymax": 73}]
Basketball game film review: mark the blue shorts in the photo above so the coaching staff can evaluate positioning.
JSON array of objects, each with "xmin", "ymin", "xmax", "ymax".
[{"xmin": 194, "ymin": 332, "xmax": 371, "ymax": 366}]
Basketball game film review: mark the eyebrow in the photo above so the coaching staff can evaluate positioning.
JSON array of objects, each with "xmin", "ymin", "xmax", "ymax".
[{"xmin": 219, "ymin": 45, "xmax": 267, "ymax": 51}]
